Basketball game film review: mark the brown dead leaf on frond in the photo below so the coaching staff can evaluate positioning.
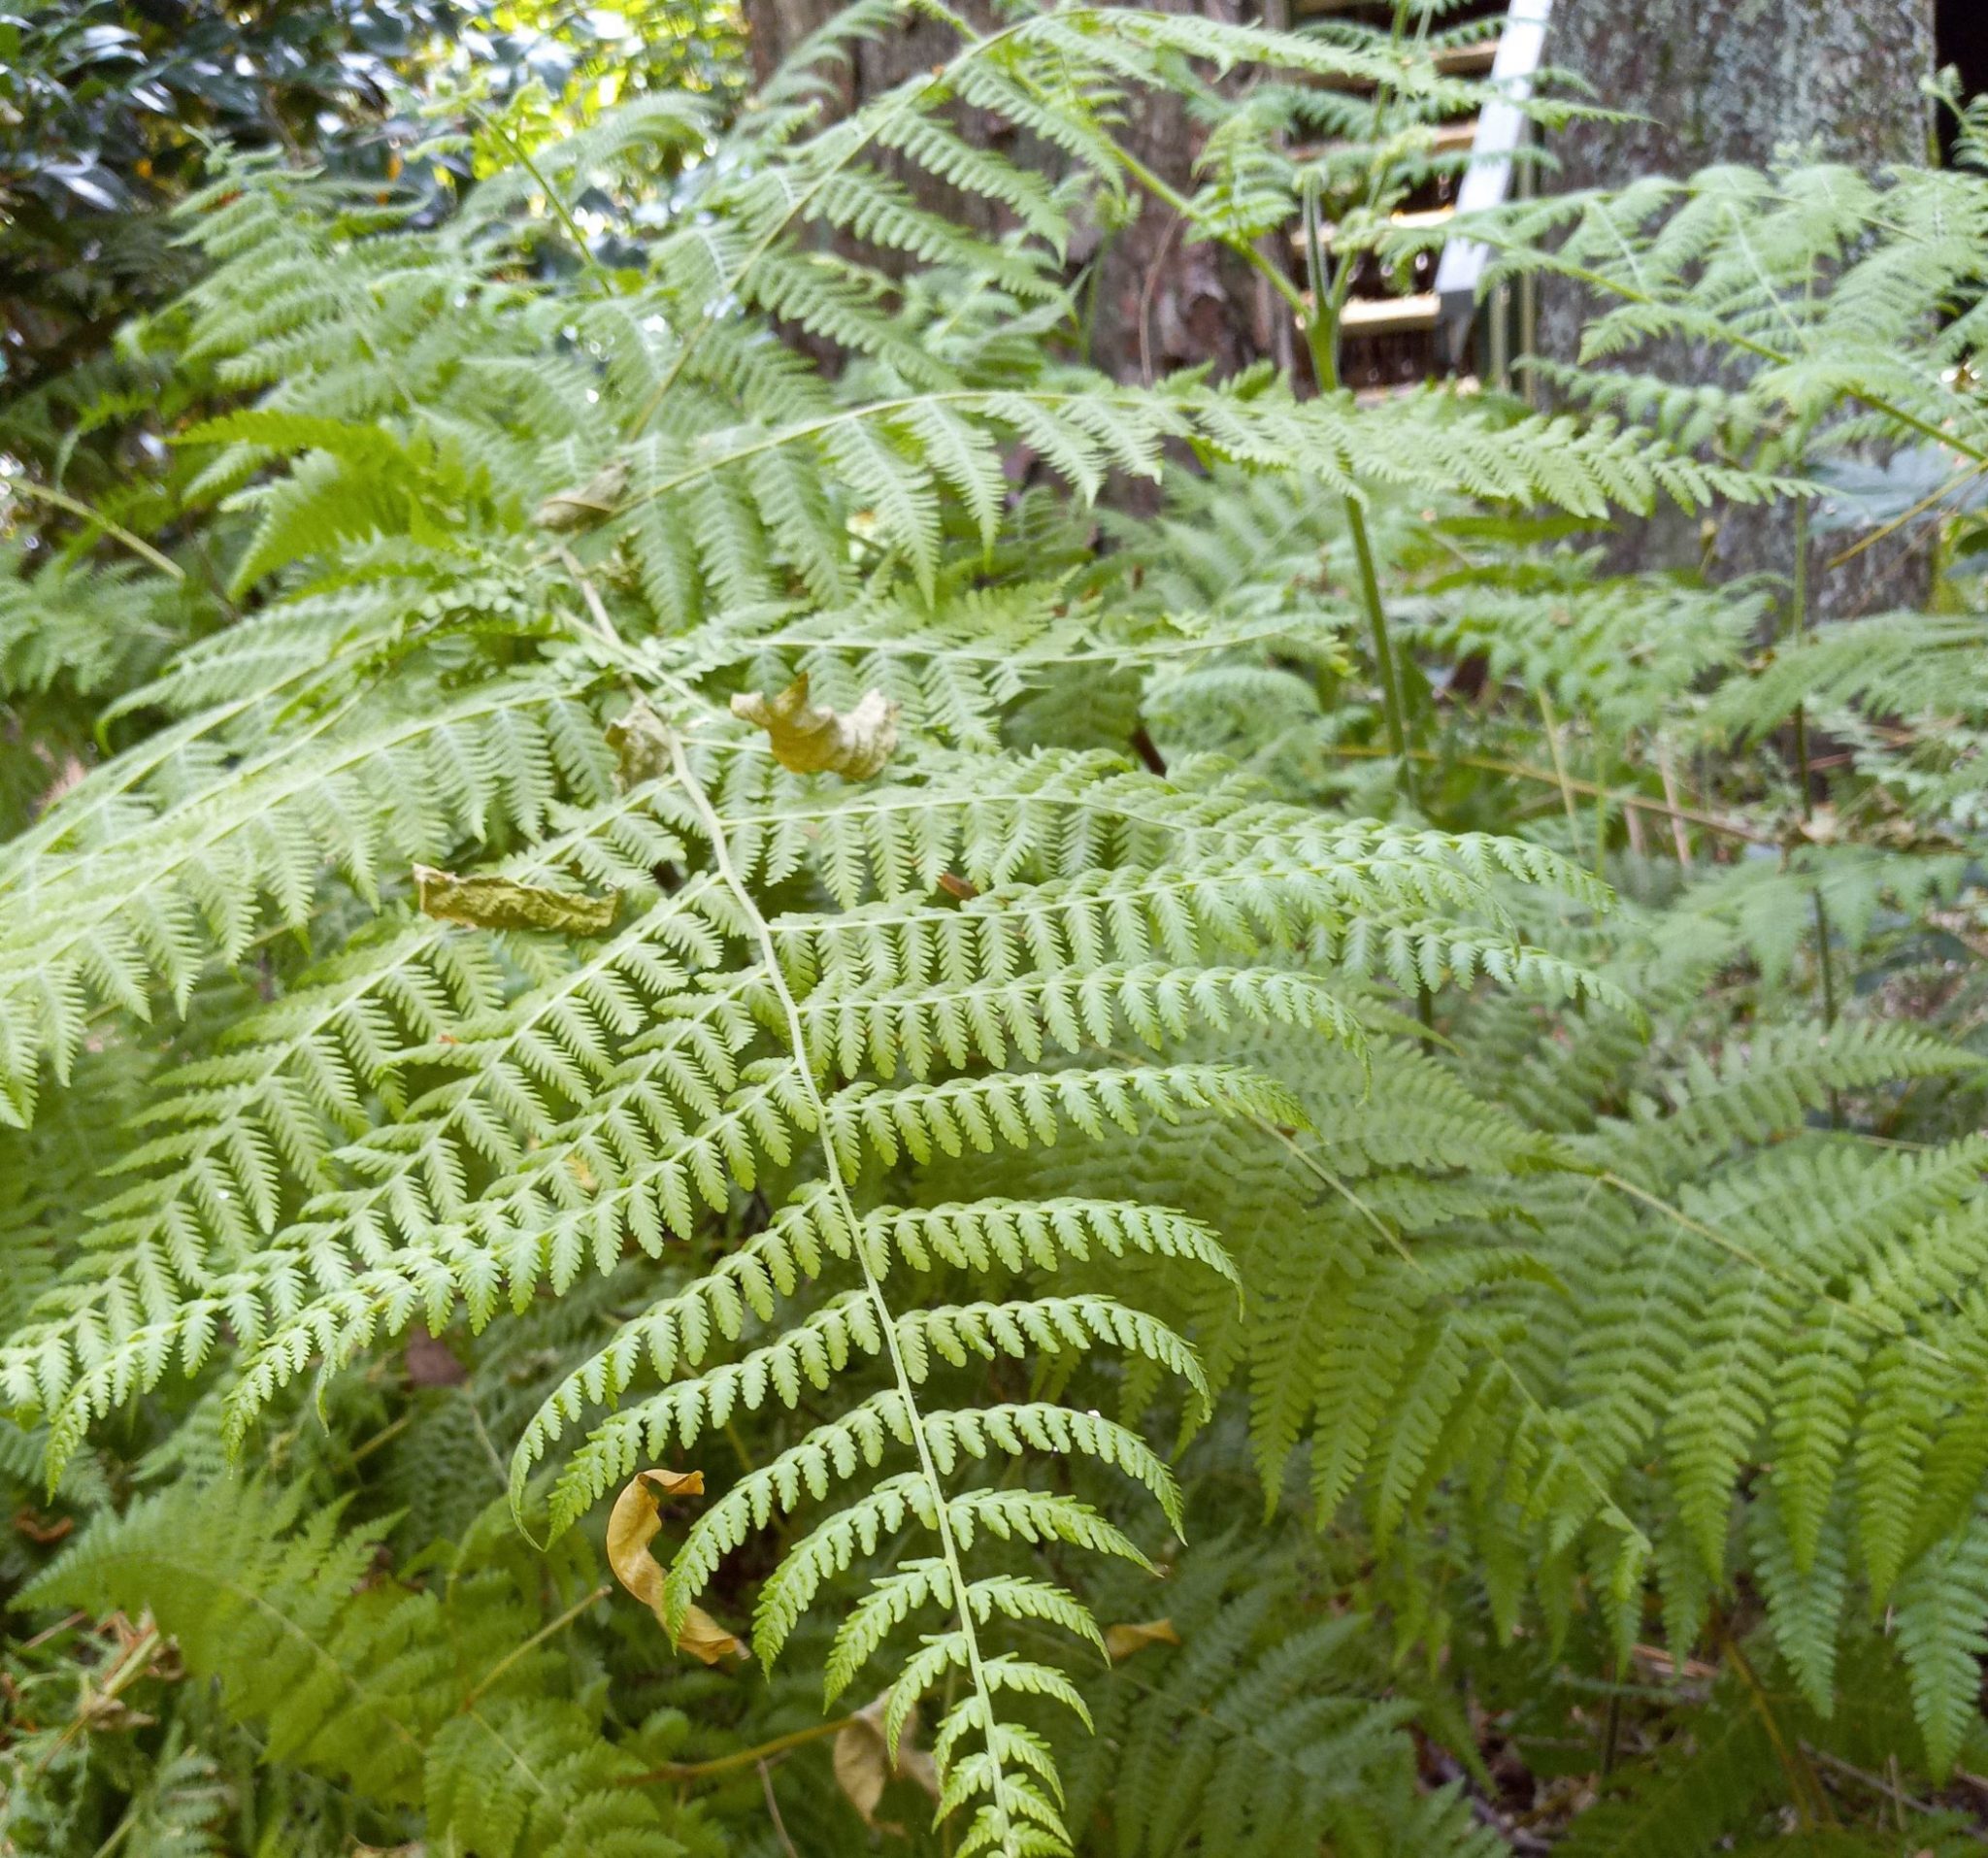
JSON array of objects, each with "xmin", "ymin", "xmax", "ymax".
[{"xmin": 414, "ymin": 865, "xmax": 617, "ymax": 936}]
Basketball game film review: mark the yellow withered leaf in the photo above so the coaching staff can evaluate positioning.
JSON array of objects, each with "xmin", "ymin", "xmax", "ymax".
[
  {"xmin": 414, "ymin": 865, "xmax": 617, "ymax": 937},
  {"xmin": 833, "ymin": 1689, "xmax": 940, "ymax": 1834},
  {"xmin": 1104, "ymin": 1618, "xmax": 1180, "ymax": 1663},
  {"xmin": 606, "ymin": 1468, "xmax": 748, "ymax": 1667},
  {"xmin": 731, "ymin": 674, "xmax": 899, "ymax": 780}
]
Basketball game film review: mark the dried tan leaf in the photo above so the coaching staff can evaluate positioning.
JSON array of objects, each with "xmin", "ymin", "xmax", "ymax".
[
  {"xmin": 414, "ymin": 865, "xmax": 616, "ymax": 936},
  {"xmin": 673, "ymin": 1606, "xmax": 749, "ymax": 1668},
  {"xmin": 533, "ymin": 457, "xmax": 628, "ymax": 531},
  {"xmin": 833, "ymin": 1689, "xmax": 941, "ymax": 1833},
  {"xmin": 1104, "ymin": 1617, "xmax": 1180, "ymax": 1663},
  {"xmin": 606, "ymin": 1468, "xmax": 748, "ymax": 1667},
  {"xmin": 731, "ymin": 675, "xmax": 899, "ymax": 780}
]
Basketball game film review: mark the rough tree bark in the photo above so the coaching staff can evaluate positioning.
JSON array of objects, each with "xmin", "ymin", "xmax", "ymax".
[
  {"xmin": 1541, "ymin": 0, "xmax": 1938, "ymax": 609},
  {"xmin": 738, "ymin": 0, "xmax": 1285, "ymax": 384}
]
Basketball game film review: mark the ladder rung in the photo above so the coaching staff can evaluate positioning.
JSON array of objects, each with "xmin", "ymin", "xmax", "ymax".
[
  {"xmin": 1336, "ymin": 292, "xmax": 1442, "ymax": 335},
  {"xmin": 1292, "ymin": 205, "xmax": 1455, "ymax": 252},
  {"xmin": 1295, "ymin": 118, "xmax": 1477, "ymax": 161},
  {"xmin": 1433, "ymin": 38, "xmax": 1500, "ymax": 76}
]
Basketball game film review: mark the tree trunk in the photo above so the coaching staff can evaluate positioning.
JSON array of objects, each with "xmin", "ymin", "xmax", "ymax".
[
  {"xmin": 737, "ymin": 0, "xmax": 1281, "ymax": 384},
  {"xmin": 1540, "ymin": 0, "xmax": 1938, "ymax": 610}
]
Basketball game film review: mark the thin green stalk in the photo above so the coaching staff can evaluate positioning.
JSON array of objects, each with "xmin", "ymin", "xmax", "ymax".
[
  {"xmin": 1343, "ymin": 475, "xmax": 1415, "ymax": 795},
  {"xmin": 1306, "ymin": 184, "xmax": 1414, "ymax": 798},
  {"xmin": 1108, "ymin": 145, "xmax": 1417, "ymax": 803},
  {"xmin": 91, "ymin": 1810, "xmax": 140, "ymax": 1858},
  {"xmin": 5, "ymin": 478, "xmax": 184, "ymax": 581},
  {"xmin": 1713, "ymin": 1611, "xmax": 1839, "ymax": 1831},
  {"xmin": 471, "ymin": 106, "xmax": 612, "ymax": 287},
  {"xmin": 621, "ymin": 1713, "xmax": 863, "ymax": 1786},
  {"xmin": 1788, "ymin": 500, "xmax": 1841, "ymax": 1120},
  {"xmin": 1813, "ymin": 887, "xmax": 1839, "ymax": 1029},
  {"xmin": 465, "ymin": 1583, "xmax": 612, "ymax": 1708}
]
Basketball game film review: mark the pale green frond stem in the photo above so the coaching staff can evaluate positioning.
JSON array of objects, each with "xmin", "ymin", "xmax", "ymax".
[{"xmin": 661, "ymin": 718, "xmax": 1023, "ymax": 1846}]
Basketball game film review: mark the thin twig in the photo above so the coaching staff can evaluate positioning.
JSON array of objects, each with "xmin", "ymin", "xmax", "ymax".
[
  {"xmin": 1539, "ymin": 691, "xmax": 1579, "ymax": 829},
  {"xmin": 16, "ymin": 1611, "xmax": 87, "ymax": 1653},
  {"xmin": 760, "ymin": 1757, "xmax": 802, "ymax": 1858},
  {"xmin": 1136, "ymin": 211, "xmax": 1184, "ymax": 389},
  {"xmin": 1656, "ymin": 742, "xmax": 1692, "ymax": 865}
]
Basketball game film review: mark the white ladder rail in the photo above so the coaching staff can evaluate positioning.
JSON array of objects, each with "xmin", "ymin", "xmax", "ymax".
[{"xmin": 1434, "ymin": 0, "xmax": 1554, "ymax": 360}]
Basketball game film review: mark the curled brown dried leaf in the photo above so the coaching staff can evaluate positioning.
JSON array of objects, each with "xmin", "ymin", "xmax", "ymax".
[{"xmin": 606, "ymin": 1468, "xmax": 748, "ymax": 1667}]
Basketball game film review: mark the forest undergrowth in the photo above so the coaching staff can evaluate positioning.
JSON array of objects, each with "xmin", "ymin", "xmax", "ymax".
[{"xmin": 9, "ymin": 4, "xmax": 1988, "ymax": 1852}]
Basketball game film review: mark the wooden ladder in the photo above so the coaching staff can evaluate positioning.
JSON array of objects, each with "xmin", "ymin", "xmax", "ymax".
[{"xmin": 1284, "ymin": 0, "xmax": 1554, "ymax": 389}]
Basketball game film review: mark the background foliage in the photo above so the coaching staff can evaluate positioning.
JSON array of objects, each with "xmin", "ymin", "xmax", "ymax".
[{"xmin": 9, "ymin": 4, "xmax": 1988, "ymax": 1854}]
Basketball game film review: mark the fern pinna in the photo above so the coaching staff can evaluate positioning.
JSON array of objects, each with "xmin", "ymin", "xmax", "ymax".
[{"xmin": 12, "ymin": 3, "xmax": 1988, "ymax": 1853}]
